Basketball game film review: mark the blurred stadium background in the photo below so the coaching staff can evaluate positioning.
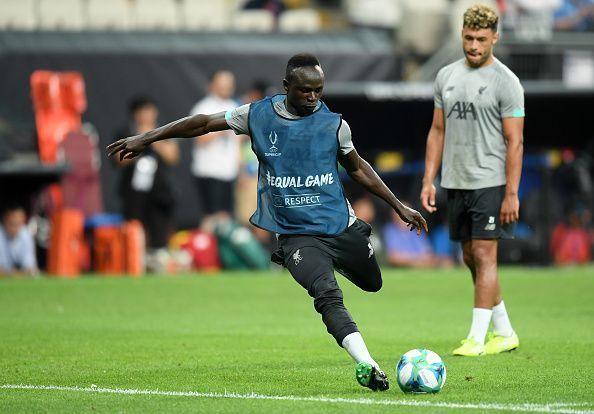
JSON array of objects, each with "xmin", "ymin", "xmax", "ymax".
[{"xmin": 1, "ymin": 0, "xmax": 593, "ymax": 276}]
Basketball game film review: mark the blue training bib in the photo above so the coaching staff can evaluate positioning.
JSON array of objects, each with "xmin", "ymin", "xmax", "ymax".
[{"xmin": 248, "ymin": 95, "xmax": 349, "ymax": 236}]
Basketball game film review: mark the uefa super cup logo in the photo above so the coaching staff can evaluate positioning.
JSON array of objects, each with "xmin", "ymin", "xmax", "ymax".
[
  {"xmin": 265, "ymin": 131, "xmax": 281, "ymax": 157},
  {"xmin": 269, "ymin": 131, "xmax": 278, "ymax": 153}
]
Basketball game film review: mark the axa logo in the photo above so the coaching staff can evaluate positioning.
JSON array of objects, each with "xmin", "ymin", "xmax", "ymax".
[
  {"xmin": 265, "ymin": 131, "xmax": 281, "ymax": 157},
  {"xmin": 447, "ymin": 101, "xmax": 477, "ymax": 120}
]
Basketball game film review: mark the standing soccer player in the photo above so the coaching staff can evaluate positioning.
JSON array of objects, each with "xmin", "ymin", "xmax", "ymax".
[
  {"xmin": 420, "ymin": 5, "xmax": 524, "ymax": 356},
  {"xmin": 108, "ymin": 54, "xmax": 428, "ymax": 390}
]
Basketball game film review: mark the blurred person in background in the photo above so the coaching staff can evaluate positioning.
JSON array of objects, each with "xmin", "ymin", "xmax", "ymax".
[
  {"xmin": 554, "ymin": 0, "xmax": 594, "ymax": 31},
  {"xmin": 428, "ymin": 213, "xmax": 462, "ymax": 267},
  {"xmin": 190, "ymin": 70, "xmax": 240, "ymax": 227},
  {"xmin": 351, "ymin": 196, "xmax": 384, "ymax": 264},
  {"xmin": 0, "ymin": 204, "xmax": 37, "ymax": 276},
  {"xmin": 236, "ymin": 81, "xmax": 273, "ymax": 249},
  {"xmin": 243, "ymin": 0, "xmax": 287, "ymax": 21},
  {"xmin": 550, "ymin": 203, "xmax": 592, "ymax": 264},
  {"xmin": 421, "ymin": 5, "xmax": 524, "ymax": 357},
  {"xmin": 116, "ymin": 97, "xmax": 179, "ymax": 270},
  {"xmin": 108, "ymin": 53, "xmax": 428, "ymax": 392},
  {"xmin": 382, "ymin": 206, "xmax": 449, "ymax": 268},
  {"xmin": 503, "ymin": 0, "xmax": 562, "ymax": 39}
]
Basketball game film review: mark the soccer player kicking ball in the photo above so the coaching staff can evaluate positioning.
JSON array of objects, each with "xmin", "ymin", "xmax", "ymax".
[
  {"xmin": 108, "ymin": 54, "xmax": 428, "ymax": 390},
  {"xmin": 421, "ymin": 5, "xmax": 524, "ymax": 357}
]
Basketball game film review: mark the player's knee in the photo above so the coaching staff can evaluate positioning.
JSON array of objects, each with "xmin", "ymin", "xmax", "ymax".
[
  {"xmin": 470, "ymin": 244, "xmax": 496, "ymax": 266},
  {"xmin": 311, "ymin": 275, "xmax": 344, "ymax": 312},
  {"xmin": 362, "ymin": 277, "xmax": 382, "ymax": 293},
  {"xmin": 463, "ymin": 250, "xmax": 474, "ymax": 268},
  {"xmin": 471, "ymin": 243, "xmax": 497, "ymax": 262}
]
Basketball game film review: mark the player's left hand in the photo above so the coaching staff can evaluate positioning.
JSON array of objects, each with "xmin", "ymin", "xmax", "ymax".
[
  {"xmin": 500, "ymin": 193, "xmax": 519, "ymax": 224},
  {"xmin": 398, "ymin": 206, "xmax": 429, "ymax": 235}
]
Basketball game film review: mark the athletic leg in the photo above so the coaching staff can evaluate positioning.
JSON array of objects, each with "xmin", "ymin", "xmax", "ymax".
[
  {"xmin": 463, "ymin": 186, "xmax": 517, "ymax": 354},
  {"xmin": 317, "ymin": 221, "xmax": 389, "ymax": 389},
  {"xmin": 461, "ymin": 240, "xmax": 476, "ymax": 283},
  {"xmin": 280, "ymin": 238, "xmax": 387, "ymax": 389},
  {"xmin": 208, "ymin": 178, "xmax": 234, "ymax": 219},
  {"xmin": 469, "ymin": 238, "xmax": 519, "ymax": 353},
  {"xmin": 328, "ymin": 219, "xmax": 382, "ymax": 292},
  {"xmin": 145, "ymin": 203, "xmax": 172, "ymax": 249},
  {"xmin": 282, "ymin": 243, "xmax": 359, "ymax": 347},
  {"xmin": 451, "ymin": 190, "xmax": 490, "ymax": 355},
  {"xmin": 470, "ymin": 239, "xmax": 500, "ymax": 309}
]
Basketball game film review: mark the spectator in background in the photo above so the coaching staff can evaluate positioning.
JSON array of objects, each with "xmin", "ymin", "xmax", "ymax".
[
  {"xmin": 550, "ymin": 204, "xmax": 592, "ymax": 264},
  {"xmin": 236, "ymin": 81, "xmax": 272, "ymax": 249},
  {"xmin": 240, "ymin": 80, "xmax": 270, "ymax": 104},
  {"xmin": 382, "ymin": 208, "xmax": 441, "ymax": 268},
  {"xmin": 190, "ymin": 70, "xmax": 240, "ymax": 227},
  {"xmin": 243, "ymin": 0, "xmax": 286, "ymax": 19},
  {"xmin": 428, "ymin": 217, "xmax": 460, "ymax": 267},
  {"xmin": 504, "ymin": 0, "xmax": 562, "ymax": 39},
  {"xmin": 0, "ymin": 205, "xmax": 37, "ymax": 276},
  {"xmin": 554, "ymin": 0, "xmax": 594, "ymax": 31},
  {"xmin": 117, "ymin": 97, "xmax": 179, "ymax": 269},
  {"xmin": 351, "ymin": 196, "xmax": 384, "ymax": 263}
]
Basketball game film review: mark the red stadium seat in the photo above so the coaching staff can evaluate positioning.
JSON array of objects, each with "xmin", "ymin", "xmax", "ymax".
[{"xmin": 31, "ymin": 71, "xmax": 86, "ymax": 163}]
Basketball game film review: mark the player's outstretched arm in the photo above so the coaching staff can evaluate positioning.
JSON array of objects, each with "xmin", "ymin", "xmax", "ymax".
[
  {"xmin": 106, "ymin": 111, "xmax": 230, "ymax": 160},
  {"xmin": 339, "ymin": 149, "xmax": 428, "ymax": 235},
  {"xmin": 420, "ymin": 108, "xmax": 445, "ymax": 213}
]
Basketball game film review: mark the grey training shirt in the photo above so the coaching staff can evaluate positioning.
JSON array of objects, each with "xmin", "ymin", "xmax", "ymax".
[{"xmin": 435, "ymin": 58, "xmax": 525, "ymax": 190}]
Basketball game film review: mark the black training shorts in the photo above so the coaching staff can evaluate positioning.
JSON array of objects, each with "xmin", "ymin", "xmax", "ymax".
[
  {"xmin": 194, "ymin": 177, "xmax": 235, "ymax": 215},
  {"xmin": 272, "ymin": 219, "xmax": 382, "ymax": 293},
  {"xmin": 447, "ymin": 185, "xmax": 515, "ymax": 241}
]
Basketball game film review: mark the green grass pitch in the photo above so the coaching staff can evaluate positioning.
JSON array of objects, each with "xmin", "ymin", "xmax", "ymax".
[{"xmin": 1, "ymin": 266, "xmax": 593, "ymax": 413}]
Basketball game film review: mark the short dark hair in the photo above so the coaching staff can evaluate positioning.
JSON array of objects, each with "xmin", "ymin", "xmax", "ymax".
[
  {"xmin": 128, "ymin": 96, "xmax": 156, "ymax": 115},
  {"xmin": 1, "ymin": 203, "xmax": 25, "ymax": 219},
  {"xmin": 285, "ymin": 53, "xmax": 321, "ymax": 82}
]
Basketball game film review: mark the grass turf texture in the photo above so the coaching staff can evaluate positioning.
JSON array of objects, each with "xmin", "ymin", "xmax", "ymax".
[{"xmin": 1, "ymin": 266, "xmax": 593, "ymax": 413}]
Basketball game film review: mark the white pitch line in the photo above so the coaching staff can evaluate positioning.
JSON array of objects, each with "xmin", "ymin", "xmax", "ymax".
[{"xmin": 1, "ymin": 384, "xmax": 593, "ymax": 414}]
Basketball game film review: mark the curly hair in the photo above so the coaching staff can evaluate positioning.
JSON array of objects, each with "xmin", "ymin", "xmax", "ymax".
[{"xmin": 463, "ymin": 4, "xmax": 499, "ymax": 31}]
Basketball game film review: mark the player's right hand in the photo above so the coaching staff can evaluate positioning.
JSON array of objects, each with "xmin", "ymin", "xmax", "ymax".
[
  {"xmin": 106, "ymin": 135, "xmax": 148, "ymax": 161},
  {"xmin": 397, "ymin": 205, "xmax": 429, "ymax": 235},
  {"xmin": 420, "ymin": 183, "xmax": 437, "ymax": 213}
]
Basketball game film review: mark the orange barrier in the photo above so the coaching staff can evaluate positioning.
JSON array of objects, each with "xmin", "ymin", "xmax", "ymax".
[
  {"xmin": 93, "ymin": 226, "xmax": 125, "ymax": 275},
  {"xmin": 122, "ymin": 220, "xmax": 145, "ymax": 277},
  {"xmin": 93, "ymin": 221, "xmax": 145, "ymax": 276},
  {"xmin": 47, "ymin": 209, "xmax": 85, "ymax": 277}
]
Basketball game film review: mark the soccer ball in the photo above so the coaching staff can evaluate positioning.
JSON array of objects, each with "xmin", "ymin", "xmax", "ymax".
[{"xmin": 396, "ymin": 348, "xmax": 446, "ymax": 393}]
